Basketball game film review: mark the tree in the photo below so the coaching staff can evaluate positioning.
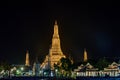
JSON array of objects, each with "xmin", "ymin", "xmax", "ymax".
[
  {"xmin": 54, "ymin": 57, "xmax": 73, "ymax": 77},
  {"xmin": 60, "ymin": 58, "xmax": 72, "ymax": 71},
  {"xmin": 0, "ymin": 66, "xmax": 4, "ymax": 72},
  {"xmin": 95, "ymin": 57, "xmax": 110, "ymax": 70},
  {"xmin": 0, "ymin": 61, "xmax": 12, "ymax": 78}
]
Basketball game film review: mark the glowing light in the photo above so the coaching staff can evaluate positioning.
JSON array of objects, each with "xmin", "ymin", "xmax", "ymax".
[
  {"xmin": 16, "ymin": 70, "xmax": 20, "ymax": 74},
  {"xmin": 55, "ymin": 69, "xmax": 58, "ymax": 72},
  {"xmin": 20, "ymin": 67, "xmax": 24, "ymax": 71}
]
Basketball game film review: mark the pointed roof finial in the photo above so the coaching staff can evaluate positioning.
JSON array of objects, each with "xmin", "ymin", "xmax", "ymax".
[
  {"xmin": 55, "ymin": 20, "xmax": 57, "ymax": 25},
  {"xmin": 84, "ymin": 48, "xmax": 86, "ymax": 51},
  {"xmin": 26, "ymin": 50, "xmax": 29, "ymax": 53}
]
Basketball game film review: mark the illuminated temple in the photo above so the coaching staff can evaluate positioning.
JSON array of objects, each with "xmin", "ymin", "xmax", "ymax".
[
  {"xmin": 25, "ymin": 50, "xmax": 30, "ymax": 66},
  {"xmin": 41, "ymin": 21, "xmax": 66, "ymax": 70}
]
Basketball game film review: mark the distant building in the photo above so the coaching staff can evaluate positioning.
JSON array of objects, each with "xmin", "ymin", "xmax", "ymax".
[
  {"xmin": 25, "ymin": 50, "xmax": 30, "ymax": 66},
  {"xmin": 84, "ymin": 48, "xmax": 88, "ymax": 62},
  {"xmin": 74, "ymin": 63, "xmax": 98, "ymax": 77},
  {"xmin": 103, "ymin": 62, "xmax": 120, "ymax": 77},
  {"xmin": 73, "ymin": 62, "xmax": 120, "ymax": 77}
]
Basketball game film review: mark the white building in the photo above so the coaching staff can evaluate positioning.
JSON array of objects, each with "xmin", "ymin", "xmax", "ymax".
[{"xmin": 74, "ymin": 63, "xmax": 99, "ymax": 77}]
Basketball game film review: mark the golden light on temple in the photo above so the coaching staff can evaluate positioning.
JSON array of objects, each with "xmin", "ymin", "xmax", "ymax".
[
  {"xmin": 25, "ymin": 50, "xmax": 30, "ymax": 66},
  {"xmin": 84, "ymin": 48, "xmax": 88, "ymax": 62},
  {"xmin": 41, "ymin": 21, "xmax": 65, "ymax": 70}
]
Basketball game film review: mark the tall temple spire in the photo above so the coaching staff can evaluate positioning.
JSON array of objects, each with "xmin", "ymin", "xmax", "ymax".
[
  {"xmin": 51, "ymin": 20, "xmax": 62, "ymax": 55},
  {"xmin": 84, "ymin": 48, "xmax": 88, "ymax": 62},
  {"xmin": 53, "ymin": 20, "xmax": 59, "ymax": 38},
  {"xmin": 25, "ymin": 50, "xmax": 30, "ymax": 66},
  {"xmin": 41, "ymin": 21, "xmax": 65, "ymax": 70},
  {"xmin": 55, "ymin": 20, "xmax": 57, "ymax": 25}
]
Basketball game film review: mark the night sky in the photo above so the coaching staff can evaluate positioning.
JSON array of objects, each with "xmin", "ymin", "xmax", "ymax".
[{"xmin": 0, "ymin": 1, "xmax": 120, "ymax": 64}]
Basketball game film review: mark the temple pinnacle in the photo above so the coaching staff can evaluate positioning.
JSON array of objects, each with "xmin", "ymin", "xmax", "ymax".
[
  {"xmin": 55, "ymin": 20, "xmax": 57, "ymax": 25},
  {"xmin": 25, "ymin": 50, "xmax": 30, "ymax": 66},
  {"xmin": 84, "ymin": 48, "xmax": 88, "ymax": 62}
]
